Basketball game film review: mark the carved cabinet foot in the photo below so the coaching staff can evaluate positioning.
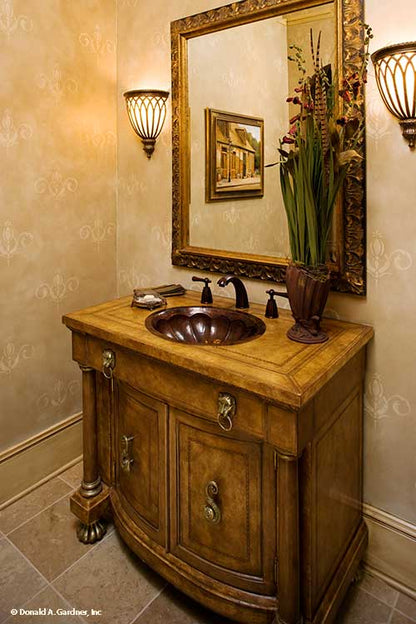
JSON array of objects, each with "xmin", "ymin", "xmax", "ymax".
[
  {"xmin": 70, "ymin": 485, "xmax": 110, "ymax": 543},
  {"xmin": 77, "ymin": 519, "xmax": 107, "ymax": 544}
]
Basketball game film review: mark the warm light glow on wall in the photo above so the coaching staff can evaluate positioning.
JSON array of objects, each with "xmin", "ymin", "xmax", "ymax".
[
  {"xmin": 372, "ymin": 42, "xmax": 416, "ymax": 148},
  {"xmin": 124, "ymin": 90, "xmax": 169, "ymax": 159}
]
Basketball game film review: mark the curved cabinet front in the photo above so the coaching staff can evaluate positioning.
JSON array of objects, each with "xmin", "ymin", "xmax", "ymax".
[
  {"xmin": 115, "ymin": 382, "xmax": 168, "ymax": 547},
  {"xmin": 169, "ymin": 408, "xmax": 276, "ymax": 595}
]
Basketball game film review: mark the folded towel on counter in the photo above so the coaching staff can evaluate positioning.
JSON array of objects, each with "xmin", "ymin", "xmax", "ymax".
[{"xmin": 153, "ymin": 283, "xmax": 186, "ymax": 297}]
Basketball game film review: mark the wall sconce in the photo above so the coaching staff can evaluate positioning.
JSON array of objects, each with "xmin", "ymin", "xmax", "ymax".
[
  {"xmin": 124, "ymin": 90, "xmax": 169, "ymax": 159},
  {"xmin": 372, "ymin": 42, "xmax": 416, "ymax": 149}
]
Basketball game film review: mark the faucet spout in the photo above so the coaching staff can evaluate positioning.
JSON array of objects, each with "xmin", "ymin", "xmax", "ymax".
[{"xmin": 217, "ymin": 275, "xmax": 249, "ymax": 309}]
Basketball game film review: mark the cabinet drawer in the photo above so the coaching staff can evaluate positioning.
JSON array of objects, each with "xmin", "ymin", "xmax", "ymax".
[
  {"xmin": 169, "ymin": 408, "xmax": 276, "ymax": 595},
  {"xmin": 78, "ymin": 335, "xmax": 265, "ymax": 438},
  {"xmin": 115, "ymin": 382, "xmax": 168, "ymax": 547}
]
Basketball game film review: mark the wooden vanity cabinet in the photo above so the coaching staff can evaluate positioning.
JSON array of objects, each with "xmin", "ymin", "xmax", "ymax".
[{"xmin": 63, "ymin": 293, "xmax": 373, "ymax": 624}]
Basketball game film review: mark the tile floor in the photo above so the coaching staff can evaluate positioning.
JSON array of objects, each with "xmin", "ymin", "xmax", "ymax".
[{"xmin": 1, "ymin": 462, "xmax": 415, "ymax": 624}]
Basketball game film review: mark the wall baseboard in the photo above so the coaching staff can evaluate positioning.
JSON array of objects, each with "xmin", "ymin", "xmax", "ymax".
[
  {"xmin": 0, "ymin": 413, "xmax": 83, "ymax": 509},
  {"xmin": 363, "ymin": 503, "xmax": 416, "ymax": 599}
]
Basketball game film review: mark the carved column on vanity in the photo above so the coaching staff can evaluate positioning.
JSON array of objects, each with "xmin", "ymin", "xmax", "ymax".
[
  {"xmin": 69, "ymin": 364, "xmax": 109, "ymax": 544},
  {"xmin": 277, "ymin": 451, "xmax": 301, "ymax": 624},
  {"xmin": 79, "ymin": 365, "xmax": 102, "ymax": 499}
]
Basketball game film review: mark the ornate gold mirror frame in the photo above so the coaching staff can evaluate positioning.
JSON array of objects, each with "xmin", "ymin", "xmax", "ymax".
[{"xmin": 171, "ymin": 0, "xmax": 366, "ymax": 295}]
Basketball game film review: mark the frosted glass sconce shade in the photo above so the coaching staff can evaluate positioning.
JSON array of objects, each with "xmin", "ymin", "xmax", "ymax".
[
  {"xmin": 372, "ymin": 42, "xmax": 416, "ymax": 148},
  {"xmin": 124, "ymin": 89, "xmax": 169, "ymax": 159}
]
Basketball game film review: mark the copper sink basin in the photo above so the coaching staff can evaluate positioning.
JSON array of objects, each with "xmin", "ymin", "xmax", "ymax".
[{"xmin": 145, "ymin": 306, "xmax": 266, "ymax": 346}]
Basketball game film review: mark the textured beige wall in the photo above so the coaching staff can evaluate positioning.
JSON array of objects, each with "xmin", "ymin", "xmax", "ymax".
[
  {"xmin": 3, "ymin": 0, "xmax": 413, "ymax": 530},
  {"xmin": 330, "ymin": 1, "xmax": 416, "ymax": 525},
  {"xmin": 0, "ymin": 0, "xmax": 117, "ymax": 451},
  {"xmin": 117, "ymin": 0, "xmax": 416, "ymax": 527}
]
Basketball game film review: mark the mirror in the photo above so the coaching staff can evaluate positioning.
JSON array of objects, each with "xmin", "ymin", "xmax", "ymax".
[{"xmin": 171, "ymin": 0, "xmax": 366, "ymax": 295}]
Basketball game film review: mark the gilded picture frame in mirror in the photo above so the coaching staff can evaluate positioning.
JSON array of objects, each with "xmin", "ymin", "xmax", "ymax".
[
  {"xmin": 206, "ymin": 108, "xmax": 265, "ymax": 202},
  {"xmin": 171, "ymin": 0, "xmax": 366, "ymax": 295}
]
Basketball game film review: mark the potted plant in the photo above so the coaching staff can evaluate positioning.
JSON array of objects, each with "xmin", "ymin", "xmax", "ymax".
[{"xmin": 277, "ymin": 26, "xmax": 372, "ymax": 343}]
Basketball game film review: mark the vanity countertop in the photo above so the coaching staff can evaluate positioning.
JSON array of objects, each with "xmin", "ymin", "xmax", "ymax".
[{"xmin": 63, "ymin": 291, "xmax": 373, "ymax": 409}]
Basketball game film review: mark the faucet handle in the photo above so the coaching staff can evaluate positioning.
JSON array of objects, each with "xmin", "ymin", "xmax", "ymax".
[
  {"xmin": 265, "ymin": 288, "xmax": 290, "ymax": 318},
  {"xmin": 265, "ymin": 289, "xmax": 278, "ymax": 318},
  {"xmin": 192, "ymin": 276, "xmax": 213, "ymax": 304}
]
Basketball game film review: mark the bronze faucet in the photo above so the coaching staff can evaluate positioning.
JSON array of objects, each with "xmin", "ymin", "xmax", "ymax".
[{"xmin": 217, "ymin": 275, "xmax": 249, "ymax": 309}]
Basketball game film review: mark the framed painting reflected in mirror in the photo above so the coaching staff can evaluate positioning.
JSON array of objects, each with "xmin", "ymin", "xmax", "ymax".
[{"xmin": 206, "ymin": 109, "xmax": 264, "ymax": 202}]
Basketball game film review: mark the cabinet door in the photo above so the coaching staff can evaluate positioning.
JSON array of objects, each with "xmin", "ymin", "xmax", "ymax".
[
  {"xmin": 170, "ymin": 408, "xmax": 276, "ymax": 594},
  {"xmin": 115, "ymin": 382, "xmax": 167, "ymax": 546}
]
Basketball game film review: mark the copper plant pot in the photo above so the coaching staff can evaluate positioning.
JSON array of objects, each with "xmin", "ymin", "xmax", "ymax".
[{"xmin": 285, "ymin": 264, "xmax": 331, "ymax": 344}]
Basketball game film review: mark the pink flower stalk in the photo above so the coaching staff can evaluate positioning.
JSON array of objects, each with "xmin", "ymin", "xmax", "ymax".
[{"xmin": 289, "ymin": 114, "xmax": 301, "ymax": 124}]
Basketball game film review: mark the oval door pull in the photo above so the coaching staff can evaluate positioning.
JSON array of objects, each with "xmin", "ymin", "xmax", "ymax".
[
  {"xmin": 120, "ymin": 434, "xmax": 134, "ymax": 473},
  {"xmin": 203, "ymin": 480, "xmax": 221, "ymax": 524},
  {"xmin": 217, "ymin": 392, "xmax": 236, "ymax": 431}
]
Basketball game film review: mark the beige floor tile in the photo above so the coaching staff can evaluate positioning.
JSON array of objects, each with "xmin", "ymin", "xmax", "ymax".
[
  {"xmin": 1, "ymin": 471, "xmax": 410, "ymax": 624},
  {"xmin": 54, "ymin": 532, "xmax": 165, "ymax": 624},
  {"xmin": 0, "ymin": 538, "xmax": 46, "ymax": 624},
  {"xmin": 59, "ymin": 462, "xmax": 83, "ymax": 489},
  {"xmin": 359, "ymin": 572, "xmax": 399, "ymax": 607},
  {"xmin": 0, "ymin": 479, "xmax": 72, "ymax": 535},
  {"xmin": 391, "ymin": 611, "xmax": 416, "ymax": 624},
  {"xmin": 396, "ymin": 595, "xmax": 416, "ymax": 621},
  {"xmin": 337, "ymin": 586, "xmax": 392, "ymax": 623},
  {"xmin": 3, "ymin": 586, "xmax": 84, "ymax": 624},
  {"xmin": 133, "ymin": 585, "xmax": 234, "ymax": 624},
  {"xmin": 8, "ymin": 498, "xmax": 94, "ymax": 582}
]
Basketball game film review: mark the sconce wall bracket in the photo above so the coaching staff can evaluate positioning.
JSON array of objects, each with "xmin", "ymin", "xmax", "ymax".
[
  {"xmin": 399, "ymin": 120, "xmax": 416, "ymax": 149},
  {"xmin": 141, "ymin": 138, "xmax": 157, "ymax": 159}
]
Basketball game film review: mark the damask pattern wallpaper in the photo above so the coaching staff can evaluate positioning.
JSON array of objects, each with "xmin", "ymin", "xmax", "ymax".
[
  {"xmin": 1, "ymin": 0, "xmax": 415, "ymax": 533},
  {"xmin": 117, "ymin": 0, "xmax": 416, "ymax": 527},
  {"xmin": 0, "ymin": 0, "xmax": 117, "ymax": 450}
]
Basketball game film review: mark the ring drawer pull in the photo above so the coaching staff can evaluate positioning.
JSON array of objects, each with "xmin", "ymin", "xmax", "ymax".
[
  {"xmin": 120, "ymin": 434, "xmax": 134, "ymax": 473},
  {"xmin": 217, "ymin": 392, "xmax": 236, "ymax": 431},
  {"xmin": 102, "ymin": 349, "xmax": 116, "ymax": 379},
  {"xmin": 203, "ymin": 480, "xmax": 221, "ymax": 524}
]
